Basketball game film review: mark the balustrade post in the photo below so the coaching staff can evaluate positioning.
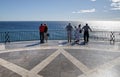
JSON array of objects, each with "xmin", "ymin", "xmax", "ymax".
[
  {"xmin": 110, "ymin": 32, "xmax": 115, "ymax": 45},
  {"xmin": 5, "ymin": 32, "xmax": 10, "ymax": 44}
]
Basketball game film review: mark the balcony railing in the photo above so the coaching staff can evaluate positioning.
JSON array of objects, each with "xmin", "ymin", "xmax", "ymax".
[{"xmin": 0, "ymin": 30, "xmax": 120, "ymax": 43}]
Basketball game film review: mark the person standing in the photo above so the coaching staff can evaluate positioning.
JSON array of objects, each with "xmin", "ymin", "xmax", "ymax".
[
  {"xmin": 44, "ymin": 24, "xmax": 48, "ymax": 42},
  {"xmin": 74, "ymin": 26, "xmax": 79, "ymax": 43},
  {"xmin": 39, "ymin": 24, "xmax": 45, "ymax": 43},
  {"xmin": 65, "ymin": 23, "xmax": 73, "ymax": 43},
  {"xmin": 78, "ymin": 24, "xmax": 82, "ymax": 41},
  {"xmin": 82, "ymin": 23, "xmax": 92, "ymax": 43}
]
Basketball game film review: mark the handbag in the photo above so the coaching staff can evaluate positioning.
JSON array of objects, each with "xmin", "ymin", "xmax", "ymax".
[
  {"xmin": 47, "ymin": 33, "xmax": 50, "ymax": 37},
  {"xmin": 79, "ymin": 30, "xmax": 82, "ymax": 33}
]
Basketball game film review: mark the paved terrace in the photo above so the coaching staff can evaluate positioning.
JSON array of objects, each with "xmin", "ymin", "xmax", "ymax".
[{"xmin": 0, "ymin": 40, "xmax": 120, "ymax": 77}]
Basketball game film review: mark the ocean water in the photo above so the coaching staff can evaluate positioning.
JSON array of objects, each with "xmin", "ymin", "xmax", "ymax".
[
  {"xmin": 0, "ymin": 21, "xmax": 120, "ymax": 42},
  {"xmin": 0, "ymin": 21, "xmax": 120, "ymax": 31},
  {"xmin": 0, "ymin": 21, "xmax": 69, "ymax": 31}
]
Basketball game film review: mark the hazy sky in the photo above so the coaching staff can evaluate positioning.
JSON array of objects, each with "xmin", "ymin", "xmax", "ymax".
[{"xmin": 0, "ymin": 0, "xmax": 120, "ymax": 21}]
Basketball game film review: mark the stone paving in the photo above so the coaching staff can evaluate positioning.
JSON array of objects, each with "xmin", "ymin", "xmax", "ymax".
[{"xmin": 0, "ymin": 40, "xmax": 120, "ymax": 77}]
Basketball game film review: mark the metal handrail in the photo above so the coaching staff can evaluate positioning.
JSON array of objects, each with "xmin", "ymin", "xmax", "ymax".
[{"xmin": 0, "ymin": 30, "xmax": 120, "ymax": 43}]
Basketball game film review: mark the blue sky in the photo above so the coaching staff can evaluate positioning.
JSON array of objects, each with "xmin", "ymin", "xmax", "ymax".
[{"xmin": 0, "ymin": 0, "xmax": 120, "ymax": 21}]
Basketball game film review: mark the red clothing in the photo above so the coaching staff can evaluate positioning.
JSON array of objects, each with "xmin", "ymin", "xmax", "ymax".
[
  {"xmin": 44, "ymin": 26, "xmax": 48, "ymax": 33},
  {"xmin": 39, "ymin": 25, "xmax": 45, "ymax": 32}
]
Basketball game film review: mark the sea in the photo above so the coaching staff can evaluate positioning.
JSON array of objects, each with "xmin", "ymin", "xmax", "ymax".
[
  {"xmin": 0, "ymin": 21, "xmax": 120, "ymax": 31},
  {"xmin": 0, "ymin": 21, "xmax": 120, "ymax": 42}
]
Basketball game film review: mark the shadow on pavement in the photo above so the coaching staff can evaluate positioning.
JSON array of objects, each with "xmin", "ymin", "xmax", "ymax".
[
  {"xmin": 71, "ymin": 41, "xmax": 86, "ymax": 46},
  {"xmin": 25, "ymin": 42, "xmax": 40, "ymax": 47}
]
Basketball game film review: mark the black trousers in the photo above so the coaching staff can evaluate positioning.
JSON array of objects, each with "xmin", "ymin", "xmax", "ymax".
[
  {"xmin": 84, "ymin": 31, "xmax": 89, "ymax": 42},
  {"xmin": 40, "ymin": 32, "xmax": 44, "ymax": 43}
]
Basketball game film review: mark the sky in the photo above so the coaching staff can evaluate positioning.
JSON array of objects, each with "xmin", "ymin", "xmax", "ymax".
[{"xmin": 0, "ymin": 0, "xmax": 120, "ymax": 21}]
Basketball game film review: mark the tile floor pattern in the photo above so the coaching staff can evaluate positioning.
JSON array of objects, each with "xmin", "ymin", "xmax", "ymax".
[{"xmin": 0, "ymin": 46, "xmax": 120, "ymax": 77}]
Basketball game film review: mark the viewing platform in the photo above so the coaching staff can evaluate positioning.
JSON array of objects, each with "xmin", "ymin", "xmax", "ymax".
[
  {"xmin": 0, "ymin": 30, "xmax": 120, "ymax": 77},
  {"xmin": 0, "ymin": 40, "xmax": 120, "ymax": 77}
]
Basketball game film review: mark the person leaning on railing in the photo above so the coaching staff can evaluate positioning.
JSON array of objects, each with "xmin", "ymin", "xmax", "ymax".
[
  {"xmin": 39, "ymin": 24, "xmax": 45, "ymax": 43},
  {"xmin": 65, "ymin": 23, "xmax": 73, "ymax": 43},
  {"xmin": 82, "ymin": 23, "xmax": 92, "ymax": 43},
  {"xmin": 44, "ymin": 24, "xmax": 48, "ymax": 43}
]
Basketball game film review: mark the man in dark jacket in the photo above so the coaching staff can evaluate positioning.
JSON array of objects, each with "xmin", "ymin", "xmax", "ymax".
[{"xmin": 82, "ymin": 23, "xmax": 92, "ymax": 43}]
